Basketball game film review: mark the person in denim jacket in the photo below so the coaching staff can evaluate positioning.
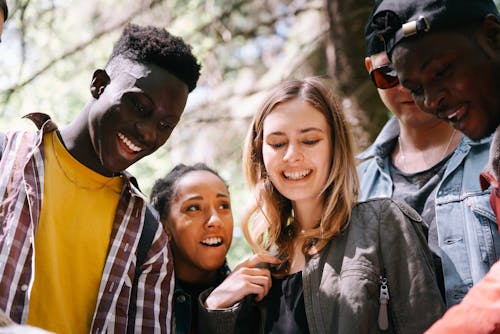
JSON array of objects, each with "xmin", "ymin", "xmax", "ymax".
[
  {"xmin": 367, "ymin": 0, "xmax": 500, "ymax": 331},
  {"xmin": 358, "ymin": 5, "xmax": 500, "ymax": 308}
]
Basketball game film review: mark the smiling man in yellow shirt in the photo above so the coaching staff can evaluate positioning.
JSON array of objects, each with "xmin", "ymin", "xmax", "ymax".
[{"xmin": 0, "ymin": 24, "xmax": 201, "ymax": 333}]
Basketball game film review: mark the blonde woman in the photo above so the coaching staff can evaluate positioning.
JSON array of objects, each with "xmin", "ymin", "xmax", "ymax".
[{"xmin": 201, "ymin": 77, "xmax": 445, "ymax": 334}]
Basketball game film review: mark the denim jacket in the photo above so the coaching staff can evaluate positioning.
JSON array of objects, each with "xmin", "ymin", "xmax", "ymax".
[{"xmin": 357, "ymin": 117, "xmax": 500, "ymax": 307}]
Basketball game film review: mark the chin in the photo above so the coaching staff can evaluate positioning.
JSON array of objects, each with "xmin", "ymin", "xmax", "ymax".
[
  {"xmin": 200, "ymin": 263, "xmax": 224, "ymax": 273},
  {"xmin": 104, "ymin": 158, "xmax": 134, "ymax": 174}
]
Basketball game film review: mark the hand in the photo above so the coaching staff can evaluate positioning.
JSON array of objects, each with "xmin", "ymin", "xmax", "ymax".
[{"xmin": 205, "ymin": 253, "xmax": 281, "ymax": 309}]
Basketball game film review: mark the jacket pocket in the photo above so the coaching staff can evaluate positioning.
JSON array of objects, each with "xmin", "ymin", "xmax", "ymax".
[{"xmin": 340, "ymin": 264, "xmax": 390, "ymax": 332}]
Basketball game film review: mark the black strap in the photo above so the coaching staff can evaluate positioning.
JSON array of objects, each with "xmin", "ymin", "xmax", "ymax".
[{"xmin": 127, "ymin": 206, "xmax": 159, "ymax": 333}]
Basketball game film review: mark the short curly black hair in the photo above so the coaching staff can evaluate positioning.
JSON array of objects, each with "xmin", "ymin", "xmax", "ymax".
[
  {"xmin": 109, "ymin": 24, "xmax": 201, "ymax": 92},
  {"xmin": 0, "ymin": 0, "xmax": 8, "ymax": 22},
  {"xmin": 150, "ymin": 163, "xmax": 228, "ymax": 222}
]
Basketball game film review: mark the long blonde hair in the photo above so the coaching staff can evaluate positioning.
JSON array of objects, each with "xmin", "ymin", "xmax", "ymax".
[{"xmin": 241, "ymin": 77, "xmax": 359, "ymax": 276}]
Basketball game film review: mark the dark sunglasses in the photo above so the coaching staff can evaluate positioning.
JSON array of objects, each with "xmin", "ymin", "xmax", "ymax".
[{"xmin": 369, "ymin": 64, "xmax": 399, "ymax": 89}]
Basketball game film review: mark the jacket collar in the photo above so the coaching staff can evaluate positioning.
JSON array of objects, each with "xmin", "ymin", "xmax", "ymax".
[
  {"xmin": 23, "ymin": 112, "xmax": 58, "ymax": 133},
  {"xmin": 356, "ymin": 116, "xmax": 492, "ymax": 161},
  {"xmin": 356, "ymin": 116, "xmax": 399, "ymax": 161}
]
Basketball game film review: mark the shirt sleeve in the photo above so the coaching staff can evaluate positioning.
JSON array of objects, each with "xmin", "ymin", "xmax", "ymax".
[{"xmin": 198, "ymin": 288, "xmax": 243, "ymax": 334}]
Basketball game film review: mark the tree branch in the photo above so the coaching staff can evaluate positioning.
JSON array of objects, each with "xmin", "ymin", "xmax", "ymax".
[{"xmin": 2, "ymin": 0, "xmax": 165, "ymax": 103}]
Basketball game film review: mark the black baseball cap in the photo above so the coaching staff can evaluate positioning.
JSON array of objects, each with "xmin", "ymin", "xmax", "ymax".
[
  {"xmin": 365, "ymin": 0, "xmax": 385, "ymax": 56},
  {"xmin": 369, "ymin": 0, "xmax": 499, "ymax": 58}
]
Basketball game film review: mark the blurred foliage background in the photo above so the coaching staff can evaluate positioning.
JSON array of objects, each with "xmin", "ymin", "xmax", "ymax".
[{"xmin": 0, "ymin": 0, "xmax": 429, "ymax": 266}]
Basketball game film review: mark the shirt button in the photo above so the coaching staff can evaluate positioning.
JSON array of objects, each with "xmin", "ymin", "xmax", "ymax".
[
  {"xmin": 177, "ymin": 295, "xmax": 186, "ymax": 303},
  {"xmin": 20, "ymin": 284, "xmax": 28, "ymax": 292}
]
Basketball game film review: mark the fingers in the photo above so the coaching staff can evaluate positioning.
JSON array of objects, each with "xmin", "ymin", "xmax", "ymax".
[
  {"xmin": 236, "ymin": 267, "xmax": 273, "ymax": 302},
  {"xmin": 235, "ymin": 253, "xmax": 281, "ymax": 271},
  {"xmin": 205, "ymin": 253, "xmax": 281, "ymax": 309},
  {"xmin": 248, "ymin": 276, "xmax": 272, "ymax": 301},
  {"xmin": 205, "ymin": 266, "xmax": 274, "ymax": 309}
]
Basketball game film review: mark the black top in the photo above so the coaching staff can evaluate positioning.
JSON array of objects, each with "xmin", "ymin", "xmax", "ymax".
[
  {"xmin": 264, "ymin": 271, "xmax": 309, "ymax": 334},
  {"xmin": 176, "ymin": 280, "xmax": 213, "ymax": 334},
  {"xmin": 390, "ymin": 153, "xmax": 452, "ymax": 303},
  {"xmin": 175, "ymin": 263, "xmax": 230, "ymax": 334}
]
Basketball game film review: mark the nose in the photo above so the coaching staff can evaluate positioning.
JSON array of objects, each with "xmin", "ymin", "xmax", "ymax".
[
  {"xmin": 136, "ymin": 120, "xmax": 157, "ymax": 144},
  {"xmin": 283, "ymin": 144, "xmax": 303, "ymax": 162},
  {"xmin": 206, "ymin": 209, "xmax": 223, "ymax": 229},
  {"xmin": 423, "ymin": 85, "xmax": 446, "ymax": 112}
]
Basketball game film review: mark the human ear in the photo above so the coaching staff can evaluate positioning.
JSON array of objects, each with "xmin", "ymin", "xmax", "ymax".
[
  {"xmin": 90, "ymin": 69, "xmax": 111, "ymax": 99},
  {"xmin": 481, "ymin": 14, "xmax": 500, "ymax": 52},
  {"xmin": 162, "ymin": 222, "xmax": 173, "ymax": 241},
  {"xmin": 364, "ymin": 57, "xmax": 373, "ymax": 73}
]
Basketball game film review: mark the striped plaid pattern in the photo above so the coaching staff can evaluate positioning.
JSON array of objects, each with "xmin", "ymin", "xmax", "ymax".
[{"xmin": 0, "ymin": 114, "xmax": 174, "ymax": 333}]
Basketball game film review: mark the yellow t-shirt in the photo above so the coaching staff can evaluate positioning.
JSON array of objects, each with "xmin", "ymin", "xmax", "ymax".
[{"xmin": 27, "ymin": 131, "xmax": 123, "ymax": 333}]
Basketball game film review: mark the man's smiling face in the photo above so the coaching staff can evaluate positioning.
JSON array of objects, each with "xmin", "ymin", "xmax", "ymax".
[
  {"xmin": 87, "ymin": 58, "xmax": 188, "ymax": 174},
  {"xmin": 392, "ymin": 23, "xmax": 500, "ymax": 140}
]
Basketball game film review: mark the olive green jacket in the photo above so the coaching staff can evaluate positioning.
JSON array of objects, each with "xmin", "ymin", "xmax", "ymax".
[{"xmin": 199, "ymin": 198, "xmax": 446, "ymax": 334}]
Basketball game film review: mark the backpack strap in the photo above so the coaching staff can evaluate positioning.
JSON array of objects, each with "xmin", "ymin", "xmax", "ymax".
[
  {"xmin": 135, "ymin": 205, "xmax": 159, "ymax": 280},
  {"xmin": 127, "ymin": 205, "xmax": 159, "ymax": 333}
]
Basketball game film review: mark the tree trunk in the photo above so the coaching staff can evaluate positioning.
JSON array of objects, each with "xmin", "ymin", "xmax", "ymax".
[{"xmin": 325, "ymin": 0, "xmax": 389, "ymax": 151}]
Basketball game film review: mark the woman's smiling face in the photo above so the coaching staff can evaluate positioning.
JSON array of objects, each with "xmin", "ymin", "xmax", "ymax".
[
  {"xmin": 167, "ymin": 170, "xmax": 233, "ymax": 282},
  {"xmin": 262, "ymin": 98, "xmax": 332, "ymax": 204}
]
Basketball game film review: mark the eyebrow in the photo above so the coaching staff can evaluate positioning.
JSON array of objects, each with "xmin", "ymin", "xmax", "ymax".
[
  {"xmin": 420, "ymin": 51, "xmax": 450, "ymax": 72},
  {"xmin": 267, "ymin": 127, "xmax": 325, "ymax": 136},
  {"xmin": 130, "ymin": 91, "xmax": 154, "ymax": 107},
  {"xmin": 185, "ymin": 193, "xmax": 229, "ymax": 201}
]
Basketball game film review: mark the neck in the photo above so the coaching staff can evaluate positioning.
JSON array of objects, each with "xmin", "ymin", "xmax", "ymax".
[
  {"xmin": 292, "ymin": 198, "xmax": 323, "ymax": 232},
  {"xmin": 394, "ymin": 121, "xmax": 461, "ymax": 173},
  {"xmin": 398, "ymin": 121, "xmax": 456, "ymax": 151},
  {"xmin": 175, "ymin": 264, "xmax": 218, "ymax": 285},
  {"xmin": 59, "ymin": 106, "xmax": 114, "ymax": 177}
]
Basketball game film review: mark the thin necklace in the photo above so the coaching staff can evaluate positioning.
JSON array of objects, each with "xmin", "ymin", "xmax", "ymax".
[
  {"xmin": 398, "ymin": 129, "xmax": 457, "ymax": 171},
  {"xmin": 51, "ymin": 131, "xmax": 120, "ymax": 191}
]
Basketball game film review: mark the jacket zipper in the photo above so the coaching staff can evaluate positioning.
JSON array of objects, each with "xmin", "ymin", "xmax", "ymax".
[{"xmin": 378, "ymin": 275, "xmax": 390, "ymax": 331}]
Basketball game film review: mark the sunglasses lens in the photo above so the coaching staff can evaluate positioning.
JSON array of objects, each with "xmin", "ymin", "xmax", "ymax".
[{"xmin": 370, "ymin": 65, "xmax": 399, "ymax": 89}]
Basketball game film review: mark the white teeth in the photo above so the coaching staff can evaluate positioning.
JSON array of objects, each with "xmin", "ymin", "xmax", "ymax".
[
  {"xmin": 201, "ymin": 237, "xmax": 222, "ymax": 246},
  {"xmin": 447, "ymin": 111, "xmax": 458, "ymax": 120},
  {"xmin": 284, "ymin": 170, "xmax": 311, "ymax": 180},
  {"xmin": 118, "ymin": 132, "xmax": 142, "ymax": 152}
]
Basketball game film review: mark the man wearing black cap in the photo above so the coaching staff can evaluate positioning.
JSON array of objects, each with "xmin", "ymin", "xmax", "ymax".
[
  {"xmin": 0, "ymin": 0, "xmax": 8, "ymax": 41},
  {"xmin": 358, "ymin": 3, "xmax": 498, "ymax": 309},
  {"xmin": 369, "ymin": 0, "xmax": 500, "ymax": 332}
]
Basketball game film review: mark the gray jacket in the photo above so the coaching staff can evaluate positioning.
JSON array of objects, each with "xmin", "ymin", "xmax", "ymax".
[{"xmin": 199, "ymin": 198, "xmax": 446, "ymax": 334}]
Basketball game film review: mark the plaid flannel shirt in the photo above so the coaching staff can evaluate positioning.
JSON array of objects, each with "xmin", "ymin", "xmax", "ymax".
[{"xmin": 0, "ymin": 113, "xmax": 174, "ymax": 333}]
